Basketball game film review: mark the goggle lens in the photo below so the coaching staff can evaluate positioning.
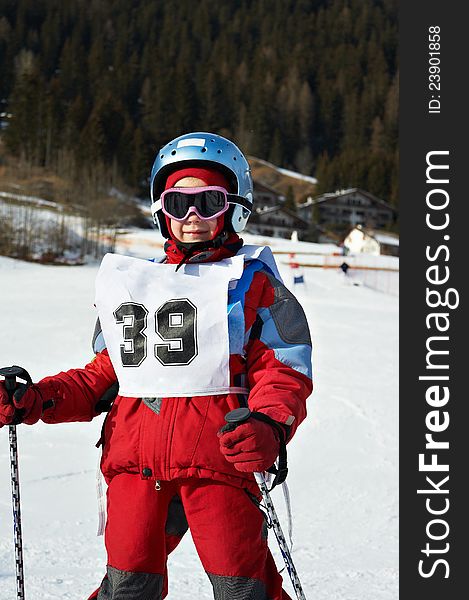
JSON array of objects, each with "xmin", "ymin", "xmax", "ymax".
[{"xmin": 161, "ymin": 187, "xmax": 229, "ymax": 221}]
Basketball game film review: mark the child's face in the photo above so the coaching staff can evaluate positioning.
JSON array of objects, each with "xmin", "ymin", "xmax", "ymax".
[{"xmin": 170, "ymin": 177, "xmax": 219, "ymax": 243}]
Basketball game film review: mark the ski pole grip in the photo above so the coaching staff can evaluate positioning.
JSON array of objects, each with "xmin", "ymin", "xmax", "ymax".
[
  {"xmin": 224, "ymin": 407, "xmax": 252, "ymax": 425},
  {"xmin": 224, "ymin": 407, "xmax": 289, "ymax": 489},
  {"xmin": 0, "ymin": 366, "xmax": 33, "ymax": 399}
]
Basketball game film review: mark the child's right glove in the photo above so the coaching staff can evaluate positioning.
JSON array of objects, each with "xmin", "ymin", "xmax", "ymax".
[
  {"xmin": 0, "ymin": 381, "xmax": 47, "ymax": 427},
  {"xmin": 218, "ymin": 418, "xmax": 280, "ymax": 473}
]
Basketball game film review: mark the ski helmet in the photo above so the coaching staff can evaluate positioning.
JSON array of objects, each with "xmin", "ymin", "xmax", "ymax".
[{"xmin": 150, "ymin": 132, "xmax": 253, "ymax": 238}]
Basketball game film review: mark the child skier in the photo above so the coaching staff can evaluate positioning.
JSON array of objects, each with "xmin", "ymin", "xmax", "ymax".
[{"xmin": 0, "ymin": 132, "xmax": 312, "ymax": 600}]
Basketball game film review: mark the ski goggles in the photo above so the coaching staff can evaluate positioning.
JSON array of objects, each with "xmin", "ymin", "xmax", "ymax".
[{"xmin": 158, "ymin": 186, "xmax": 251, "ymax": 221}]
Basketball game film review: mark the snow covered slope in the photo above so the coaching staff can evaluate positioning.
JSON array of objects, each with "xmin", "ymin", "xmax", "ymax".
[{"xmin": 0, "ymin": 233, "xmax": 398, "ymax": 599}]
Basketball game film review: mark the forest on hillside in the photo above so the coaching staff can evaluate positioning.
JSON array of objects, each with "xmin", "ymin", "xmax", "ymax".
[{"xmin": 0, "ymin": 0, "xmax": 398, "ymax": 208}]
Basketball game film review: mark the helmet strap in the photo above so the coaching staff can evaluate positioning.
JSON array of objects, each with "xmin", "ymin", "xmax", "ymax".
[
  {"xmin": 164, "ymin": 231, "xmax": 243, "ymax": 271},
  {"xmin": 173, "ymin": 232, "xmax": 229, "ymax": 271}
]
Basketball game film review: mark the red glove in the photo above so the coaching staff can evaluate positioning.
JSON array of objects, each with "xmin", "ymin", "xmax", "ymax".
[
  {"xmin": 0, "ymin": 381, "xmax": 46, "ymax": 427},
  {"xmin": 218, "ymin": 418, "xmax": 280, "ymax": 473}
]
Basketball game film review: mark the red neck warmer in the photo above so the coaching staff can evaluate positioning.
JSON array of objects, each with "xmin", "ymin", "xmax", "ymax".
[{"xmin": 164, "ymin": 232, "xmax": 243, "ymax": 265}]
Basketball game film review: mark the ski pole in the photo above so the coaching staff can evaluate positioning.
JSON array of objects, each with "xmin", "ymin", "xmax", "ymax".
[
  {"xmin": 224, "ymin": 408, "xmax": 307, "ymax": 600},
  {"xmin": 0, "ymin": 365, "xmax": 33, "ymax": 600}
]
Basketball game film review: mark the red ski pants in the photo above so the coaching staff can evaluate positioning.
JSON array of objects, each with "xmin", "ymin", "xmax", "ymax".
[{"xmin": 89, "ymin": 473, "xmax": 292, "ymax": 599}]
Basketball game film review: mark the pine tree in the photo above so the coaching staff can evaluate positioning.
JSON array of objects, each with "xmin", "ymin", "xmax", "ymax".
[
  {"xmin": 284, "ymin": 186, "xmax": 297, "ymax": 213},
  {"xmin": 268, "ymin": 129, "xmax": 283, "ymax": 167},
  {"xmin": 5, "ymin": 50, "xmax": 45, "ymax": 164}
]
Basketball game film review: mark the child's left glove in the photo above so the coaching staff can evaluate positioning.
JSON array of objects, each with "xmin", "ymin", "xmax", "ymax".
[{"xmin": 218, "ymin": 418, "xmax": 280, "ymax": 473}]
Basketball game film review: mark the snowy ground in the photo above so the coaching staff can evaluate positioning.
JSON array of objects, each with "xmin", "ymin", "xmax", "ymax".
[{"xmin": 0, "ymin": 232, "xmax": 398, "ymax": 600}]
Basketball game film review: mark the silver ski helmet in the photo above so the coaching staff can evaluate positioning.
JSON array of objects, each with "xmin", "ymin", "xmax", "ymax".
[{"xmin": 150, "ymin": 132, "xmax": 253, "ymax": 237}]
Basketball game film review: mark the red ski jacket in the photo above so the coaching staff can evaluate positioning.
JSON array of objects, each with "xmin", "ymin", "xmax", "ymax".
[{"xmin": 38, "ymin": 260, "xmax": 312, "ymax": 488}]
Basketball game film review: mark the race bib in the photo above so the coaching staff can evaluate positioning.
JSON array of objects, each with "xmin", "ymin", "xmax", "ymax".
[{"xmin": 95, "ymin": 253, "xmax": 245, "ymax": 398}]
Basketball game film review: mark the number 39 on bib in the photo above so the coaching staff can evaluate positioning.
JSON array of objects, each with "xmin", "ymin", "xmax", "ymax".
[
  {"xmin": 113, "ymin": 298, "xmax": 198, "ymax": 367},
  {"xmin": 95, "ymin": 253, "xmax": 244, "ymax": 398}
]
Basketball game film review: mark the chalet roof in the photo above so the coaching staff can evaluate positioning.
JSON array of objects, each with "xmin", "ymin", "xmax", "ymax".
[
  {"xmin": 310, "ymin": 188, "xmax": 395, "ymax": 212},
  {"xmin": 253, "ymin": 179, "xmax": 286, "ymax": 199},
  {"xmin": 344, "ymin": 225, "xmax": 399, "ymax": 246},
  {"xmin": 254, "ymin": 205, "xmax": 309, "ymax": 226},
  {"xmin": 373, "ymin": 232, "xmax": 399, "ymax": 246},
  {"xmin": 297, "ymin": 197, "xmax": 314, "ymax": 209}
]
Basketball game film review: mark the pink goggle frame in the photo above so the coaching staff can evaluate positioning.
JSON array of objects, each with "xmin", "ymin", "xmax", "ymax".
[{"xmin": 159, "ymin": 186, "xmax": 230, "ymax": 222}]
